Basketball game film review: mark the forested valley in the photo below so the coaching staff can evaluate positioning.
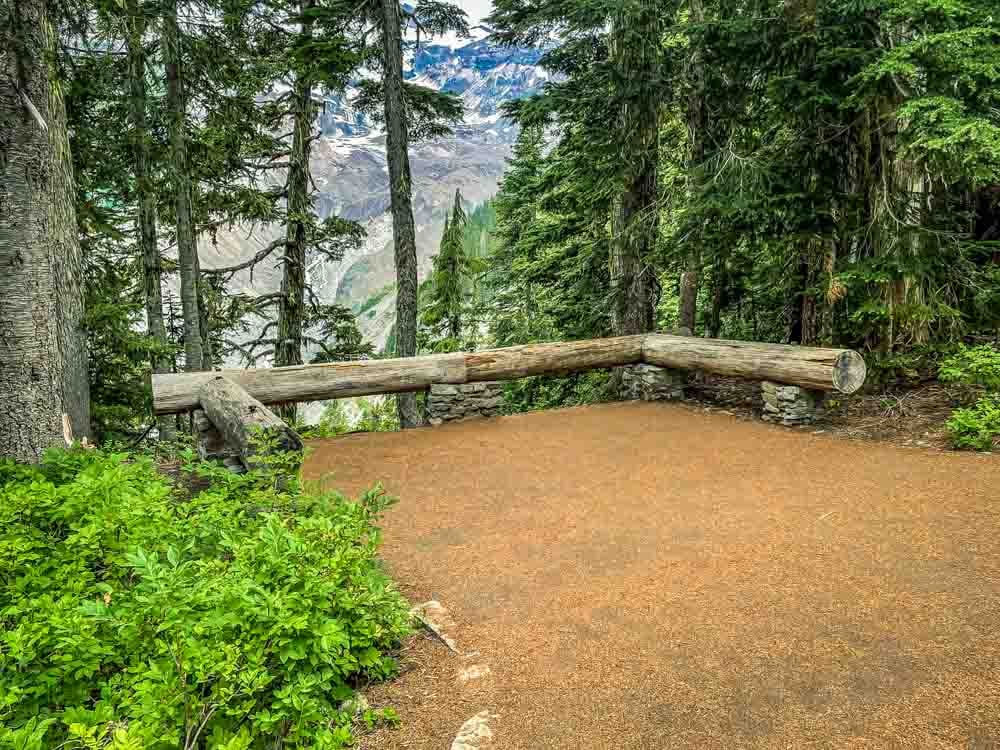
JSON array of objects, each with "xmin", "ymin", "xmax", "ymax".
[{"xmin": 2, "ymin": 0, "xmax": 1000, "ymax": 745}]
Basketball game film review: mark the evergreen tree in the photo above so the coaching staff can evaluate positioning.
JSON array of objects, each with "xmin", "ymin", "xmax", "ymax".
[
  {"xmin": 486, "ymin": 0, "xmax": 1000, "ymax": 363},
  {"xmin": 380, "ymin": 0, "xmax": 422, "ymax": 427},
  {"xmin": 422, "ymin": 189, "xmax": 476, "ymax": 349},
  {"xmin": 162, "ymin": 0, "xmax": 203, "ymax": 371},
  {"xmin": 608, "ymin": 0, "xmax": 663, "ymax": 336},
  {"xmin": 338, "ymin": 0, "xmax": 467, "ymax": 426},
  {"xmin": 491, "ymin": 0, "xmax": 670, "ymax": 339},
  {"xmin": 677, "ymin": 0, "xmax": 707, "ymax": 334},
  {"xmin": 1, "ymin": 0, "xmax": 91, "ymax": 460},
  {"xmin": 125, "ymin": 0, "xmax": 174, "ymax": 436},
  {"xmin": 488, "ymin": 124, "xmax": 547, "ymax": 346}
]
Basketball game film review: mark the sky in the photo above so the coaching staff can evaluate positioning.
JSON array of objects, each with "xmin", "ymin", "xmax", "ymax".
[{"xmin": 458, "ymin": 0, "xmax": 493, "ymax": 24}]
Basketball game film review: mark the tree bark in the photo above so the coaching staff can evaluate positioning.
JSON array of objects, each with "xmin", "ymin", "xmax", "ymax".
[
  {"xmin": 678, "ymin": 0, "xmax": 707, "ymax": 334},
  {"xmin": 198, "ymin": 376, "xmax": 303, "ymax": 470},
  {"xmin": 274, "ymin": 0, "xmax": 315, "ymax": 424},
  {"xmin": 126, "ymin": 0, "xmax": 174, "ymax": 438},
  {"xmin": 163, "ymin": 0, "xmax": 203, "ymax": 371},
  {"xmin": 380, "ymin": 0, "xmax": 422, "ymax": 428},
  {"xmin": 0, "ymin": 0, "xmax": 91, "ymax": 461},
  {"xmin": 609, "ymin": 0, "xmax": 661, "ymax": 337},
  {"xmin": 196, "ymin": 240, "xmax": 213, "ymax": 370},
  {"xmin": 708, "ymin": 254, "xmax": 724, "ymax": 338},
  {"xmin": 643, "ymin": 335, "xmax": 867, "ymax": 393}
]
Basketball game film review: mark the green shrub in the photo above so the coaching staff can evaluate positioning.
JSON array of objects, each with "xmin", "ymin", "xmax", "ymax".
[
  {"xmin": 938, "ymin": 345, "xmax": 1000, "ymax": 450},
  {"xmin": 501, "ymin": 370, "xmax": 613, "ymax": 414},
  {"xmin": 0, "ymin": 448, "xmax": 410, "ymax": 749},
  {"xmin": 939, "ymin": 344, "xmax": 1000, "ymax": 389},
  {"xmin": 300, "ymin": 398, "xmax": 400, "ymax": 440},
  {"xmin": 866, "ymin": 345, "xmax": 955, "ymax": 387},
  {"xmin": 945, "ymin": 395, "xmax": 1000, "ymax": 451}
]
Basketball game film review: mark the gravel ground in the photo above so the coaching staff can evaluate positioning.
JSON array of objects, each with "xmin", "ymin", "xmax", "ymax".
[{"xmin": 304, "ymin": 401, "xmax": 1000, "ymax": 749}]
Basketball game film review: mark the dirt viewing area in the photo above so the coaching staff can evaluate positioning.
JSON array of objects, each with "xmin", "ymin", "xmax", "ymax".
[{"xmin": 304, "ymin": 401, "xmax": 1000, "ymax": 749}]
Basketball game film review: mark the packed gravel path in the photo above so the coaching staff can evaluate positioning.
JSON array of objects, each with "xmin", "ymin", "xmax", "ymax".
[{"xmin": 304, "ymin": 401, "xmax": 1000, "ymax": 749}]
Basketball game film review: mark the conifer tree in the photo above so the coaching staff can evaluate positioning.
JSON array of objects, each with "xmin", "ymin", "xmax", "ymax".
[
  {"xmin": 423, "ymin": 189, "xmax": 476, "ymax": 348},
  {"xmin": 162, "ymin": 0, "xmax": 203, "ymax": 371},
  {"xmin": 340, "ymin": 0, "xmax": 467, "ymax": 426},
  {"xmin": 491, "ymin": 0, "xmax": 668, "ymax": 338},
  {"xmin": 1, "ymin": 0, "xmax": 91, "ymax": 460}
]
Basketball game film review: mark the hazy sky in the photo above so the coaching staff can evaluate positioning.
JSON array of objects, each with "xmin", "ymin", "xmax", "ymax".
[{"xmin": 458, "ymin": 0, "xmax": 493, "ymax": 23}]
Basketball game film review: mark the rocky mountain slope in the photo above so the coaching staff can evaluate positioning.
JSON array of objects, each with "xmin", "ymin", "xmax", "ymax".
[{"xmin": 202, "ymin": 27, "xmax": 546, "ymax": 355}]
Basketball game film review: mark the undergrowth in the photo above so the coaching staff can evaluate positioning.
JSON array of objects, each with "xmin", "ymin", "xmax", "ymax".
[
  {"xmin": 0, "ymin": 447, "xmax": 410, "ymax": 749},
  {"xmin": 939, "ymin": 345, "xmax": 1000, "ymax": 451},
  {"xmin": 501, "ymin": 370, "xmax": 613, "ymax": 414}
]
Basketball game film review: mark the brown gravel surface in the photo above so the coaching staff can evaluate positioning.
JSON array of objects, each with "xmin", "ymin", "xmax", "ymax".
[{"xmin": 303, "ymin": 401, "xmax": 1000, "ymax": 749}]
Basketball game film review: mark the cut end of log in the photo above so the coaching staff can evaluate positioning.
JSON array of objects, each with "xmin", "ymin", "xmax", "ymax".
[{"xmin": 832, "ymin": 350, "xmax": 867, "ymax": 395}]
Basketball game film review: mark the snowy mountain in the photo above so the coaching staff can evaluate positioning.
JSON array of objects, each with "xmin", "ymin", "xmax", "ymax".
[
  {"xmin": 202, "ymin": 27, "xmax": 547, "ymax": 360},
  {"xmin": 319, "ymin": 26, "xmax": 548, "ymax": 143}
]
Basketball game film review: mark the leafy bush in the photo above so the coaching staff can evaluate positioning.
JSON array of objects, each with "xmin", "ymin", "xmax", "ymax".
[
  {"xmin": 355, "ymin": 398, "xmax": 400, "ymax": 433},
  {"xmin": 301, "ymin": 398, "xmax": 400, "ymax": 440},
  {"xmin": 939, "ymin": 344, "xmax": 1000, "ymax": 390},
  {"xmin": 945, "ymin": 396, "xmax": 1000, "ymax": 451},
  {"xmin": 866, "ymin": 345, "xmax": 955, "ymax": 387},
  {"xmin": 502, "ymin": 371, "xmax": 613, "ymax": 414},
  {"xmin": 939, "ymin": 345, "xmax": 1000, "ymax": 450},
  {"xmin": 0, "ymin": 448, "xmax": 410, "ymax": 749}
]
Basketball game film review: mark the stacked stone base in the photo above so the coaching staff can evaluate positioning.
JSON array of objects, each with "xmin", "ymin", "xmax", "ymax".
[
  {"xmin": 761, "ymin": 381, "xmax": 822, "ymax": 426},
  {"xmin": 427, "ymin": 382, "xmax": 504, "ymax": 425},
  {"xmin": 621, "ymin": 364, "xmax": 685, "ymax": 402}
]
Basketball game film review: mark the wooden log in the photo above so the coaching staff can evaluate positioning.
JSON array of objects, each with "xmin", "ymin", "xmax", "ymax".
[
  {"xmin": 152, "ymin": 338, "xmax": 641, "ymax": 415},
  {"xmin": 465, "ymin": 336, "xmax": 646, "ymax": 381},
  {"xmin": 153, "ymin": 334, "xmax": 866, "ymax": 414},
  {"xmin": 197, "ymin": 376, "xmax": 304, "ymax": 467},
  {"xmin": 642, "ymin": 335, "xmax": 866, "ymax": 393},
  {"xmin": 154, "ymin": 353, "xmax": 467, "ymax": 414}
]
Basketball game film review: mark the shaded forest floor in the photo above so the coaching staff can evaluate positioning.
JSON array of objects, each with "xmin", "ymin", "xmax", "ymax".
[
  {"xmin": 687, "ymin": 374, "xmax": 962, "ymax": 451},
  {"xmin": 305, "ymin": 403, "xmax": 1000, "ymax": 749}
]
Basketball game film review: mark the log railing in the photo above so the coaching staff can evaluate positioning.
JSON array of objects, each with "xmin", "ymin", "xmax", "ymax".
[{"xmin": 153, "ymin": 334, "xmax": 866, "ymax": 415}]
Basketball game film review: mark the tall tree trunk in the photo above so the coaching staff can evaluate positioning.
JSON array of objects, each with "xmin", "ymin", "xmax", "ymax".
[
  {"xmin": 1, "ymin": 0, "xmax": 91, "ymax": 461},
  {"xmin": 787, "ymin": 249, "xmax": 808, "ymax": 344},
  {"xmin": 708, "ymin": 254, "xmax": 724, "ymax": 338},
  {"xmin": 798, "ymin": 241, "xmax": 837, "ymax": 347},
  {"xmin": 380, "ymin": 0, "xmax": 422, "ymax": 428},
  {"xmin": 195, "ymin": 229, "xmax": 213, "ymax": 370},
  {"xmin": 678, "ymin": 0, "xmax": 706, "ymax": 334},
  {"xmin": 274, "ymin": 0, "xmax": 315, "ymax": 424},
  {"xmin": 800, "ymin": 271, "xmax": 820, "ymax": 345},
  {"xmin": 163, "ymin": 0, "xmax": 203, "ymax": 371},
  {"xmin": 126, "ymin": 0, "xmax": 174, "ymax": 438},
  {"xmin": 609, "ymin": 0, "xmax": 661, "ymax": 337}
]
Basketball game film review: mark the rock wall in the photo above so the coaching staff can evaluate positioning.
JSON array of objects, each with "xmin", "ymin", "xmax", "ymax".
[
  {"xmin": 427, "ymin": 382, "xmax": 505, "ymax": 425},
  {"xmin": 761, "ymin": 381, "xmax": 822, "ymax": 426},
  {"xmin": 620, "ymin": 364, "xmax": 686, "ymax": 402}
]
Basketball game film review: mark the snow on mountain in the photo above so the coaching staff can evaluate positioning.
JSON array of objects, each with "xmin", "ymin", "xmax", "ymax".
[
  {"xmin": 309, "ymin": 29, "xmax": 547, "ymax": 341},
  {"xmin": 204, "ymin": 28, "xmax": 548, "ymax": 373}
]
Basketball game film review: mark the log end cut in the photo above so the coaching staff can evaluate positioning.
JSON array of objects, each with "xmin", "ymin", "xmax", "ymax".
[{"xmin": 832, "ymin": 350, "xmax": 867, "ymax": 395}]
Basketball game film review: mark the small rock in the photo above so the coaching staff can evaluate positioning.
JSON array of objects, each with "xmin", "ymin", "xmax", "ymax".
[
  {"xmin": 457, "ymin": 664, "xmax": 492, "ymax": 683},
  {"xmin": 411, "ymin": 600, "xmax": 460, "ymax": 653},
  {"xmin": 451, "ymin": 711, "xmax": 496, "ymax": 750}
]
